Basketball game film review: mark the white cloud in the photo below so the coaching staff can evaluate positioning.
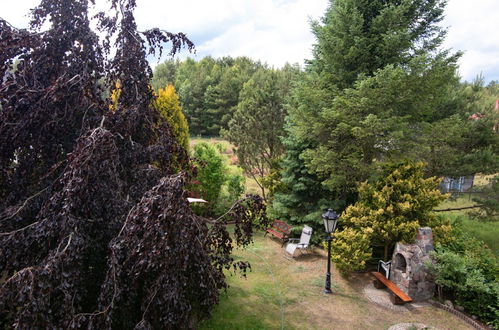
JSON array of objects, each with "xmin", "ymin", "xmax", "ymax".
[
  {"xmin": 189, "ymin": 0, "xmax": 327, "ymax": 67},
  {"xmin": 134, "ymin": 0, "xmax": 328, "ymax": 67},
  {"xmin": 2, "ymin": 0, "xmax": 499, "ymax": 81},
  {"xmin": 440, "ymin": 0, "xmax": 499, "ymax": 82}
]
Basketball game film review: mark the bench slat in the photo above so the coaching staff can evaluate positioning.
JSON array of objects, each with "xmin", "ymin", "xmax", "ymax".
[
  {"xmin": 272, "ymin": 220, "xmax": 292, "ymax": 234},
  {"xmin": 266, "ymin": 228, "xmax": 285, "ymax": 239},
  {"xmin": 371, "ymin": 272, "xmax": 412, "ymax": 302}
]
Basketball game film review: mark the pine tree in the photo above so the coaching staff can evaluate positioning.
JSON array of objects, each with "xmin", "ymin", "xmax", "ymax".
[
  {"xmin": 153, "ymin": 56, "xmax": 261, "ymax": 136},
  {"xmin": 151, "ymin": 59, "xmax": 178, "ymax": 91}
]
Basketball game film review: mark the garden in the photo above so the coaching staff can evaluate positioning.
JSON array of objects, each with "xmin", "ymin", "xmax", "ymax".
[
  {"xmin": 1, "ymin": 0, "xmax": 498, "ymax": 329},
  {"xmin": 199, "ymin": 231, "xmax": 475, "ymax": 330}
]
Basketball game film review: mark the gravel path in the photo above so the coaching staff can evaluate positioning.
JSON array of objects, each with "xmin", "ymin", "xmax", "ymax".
[{"xmin": 363, "ymin": 282, "xmax": 428, "ymax": 312}]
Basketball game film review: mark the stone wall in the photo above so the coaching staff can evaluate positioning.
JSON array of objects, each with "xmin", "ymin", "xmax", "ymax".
[{"xmin": 390, "ymin": 227, "xmax": 435, "ymax": 302}]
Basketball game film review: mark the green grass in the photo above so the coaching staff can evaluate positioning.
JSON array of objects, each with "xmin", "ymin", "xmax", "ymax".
[
  {"xmin": 200, "ymin": 288, "xmax": 275, "ymax": 330},
  {"xmin": 446, "ymin": 214, "xmax": 499, "ymax": 257},
  {"xmin": 437, "ymin": 194, "xmax": 477, "ymax": 211},
  {"xmin": 437, "ymin": 191, "xmax": 499, "ymax": 257}
]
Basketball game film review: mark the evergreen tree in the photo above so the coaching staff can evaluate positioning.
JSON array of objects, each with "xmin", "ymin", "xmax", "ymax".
[
  {"xmin": 175, "ymin": 57, "xmax": 218, "ymax": 136},
  {"xmin": 271, "ymin": 133, "xmax": 334, "ymax": 242},
  {"xmin": 311, "ymin": 0, "xmax": 447, "ymax": 89},
  {"xmin": 331, "ymin": 162, "xmax": 450, "ymax": 272},
  {"xmin": 275, "ymin": 0, "xmax": 496, "ymax": 223},
  {"xmin": 203, "ymin": 58, "xmax": 257, "ymax": 134},
  {"xmin": 153, "ymin": 56, "xmax": 261, "ymax": 136},
  {"xmin": 151, "ymin": 59, "xmax": 179, "ymax": 91}
]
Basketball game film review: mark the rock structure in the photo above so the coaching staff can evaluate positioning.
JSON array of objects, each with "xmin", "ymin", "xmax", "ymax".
[{"xmin": 390, "ymin": 227, "xmax": 435, "ymax": 302}]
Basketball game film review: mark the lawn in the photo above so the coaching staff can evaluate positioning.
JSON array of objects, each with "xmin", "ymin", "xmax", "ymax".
[{"xmin": 199, "ymin": 231, "xmax": 472, "ymax": 330}]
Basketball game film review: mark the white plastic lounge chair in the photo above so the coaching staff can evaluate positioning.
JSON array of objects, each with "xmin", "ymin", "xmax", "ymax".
[{"xmin": 285, "ymin": 225, "xmax": 313, "ymax": 257}]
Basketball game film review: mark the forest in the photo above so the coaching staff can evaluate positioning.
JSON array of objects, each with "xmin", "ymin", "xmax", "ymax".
[{"xmin": 1, "ymin": 0, "xmax": 498, "ymax": 328}]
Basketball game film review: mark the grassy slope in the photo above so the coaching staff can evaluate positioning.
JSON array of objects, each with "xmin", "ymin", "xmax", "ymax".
[
  {"xmin": 437, "ymin": 192, "xmax": 498, "ymax": 257},
  {"xmin": 199, "ymin": 231, "xmax": 471, "ymax": 330}
]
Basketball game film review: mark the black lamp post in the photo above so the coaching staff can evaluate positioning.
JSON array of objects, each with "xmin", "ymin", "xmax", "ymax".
[{"xmin": 322, "ymin": 208, "xmax": 339, "ymax": 294}]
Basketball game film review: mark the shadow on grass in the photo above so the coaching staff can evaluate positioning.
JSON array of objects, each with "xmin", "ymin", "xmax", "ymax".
[{"xmin": 289, "ymin": 252, "xmax": 325, "ymax": 263}]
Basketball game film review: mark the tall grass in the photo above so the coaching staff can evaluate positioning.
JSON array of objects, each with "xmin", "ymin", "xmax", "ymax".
[
  {"xmin": 444, "ymin": 214, "xmax": 499, "ymax": 257},
  {"xmin": 437, "ymin": 191, "xmax": 498, "ymax": 257}
]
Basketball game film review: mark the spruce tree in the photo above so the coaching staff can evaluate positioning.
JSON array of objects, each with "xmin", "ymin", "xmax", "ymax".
[
  {"xmin": 276, "ymin": 0, "xmax": 467, "ymax": 218},
  {"xmin": 274, "ymin": 0, "xmax": 498, "ymax": 244},
  {"xmin": 271, "ymin": 133, "xmax": 334, "ymax": 242}
]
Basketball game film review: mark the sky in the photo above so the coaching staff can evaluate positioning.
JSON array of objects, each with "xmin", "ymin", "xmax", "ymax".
[{"xmin": 2, "ymin": 0, "xmax": 499, "ymax": 83}]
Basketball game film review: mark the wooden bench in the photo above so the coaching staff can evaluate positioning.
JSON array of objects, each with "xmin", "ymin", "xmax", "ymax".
[
  {"xmin": 371, "ymin": 271, "xmax": 412, "ymax": 305},
  {"xmin": 265, "ymin": 219, "xmax": 293, "ymax": 246}
]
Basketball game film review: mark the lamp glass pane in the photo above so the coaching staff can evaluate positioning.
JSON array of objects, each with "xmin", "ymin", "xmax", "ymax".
[
  {"xmin": 324, "ymin": 218, "xmax": 338, "ymax": 233},
  {"xmin": 324, "ymin": 218, "xmax": 330, "ymax": 232},
  {"xmin": 331, "ymin": 219, "xmax": 338, "ymax": 232}
]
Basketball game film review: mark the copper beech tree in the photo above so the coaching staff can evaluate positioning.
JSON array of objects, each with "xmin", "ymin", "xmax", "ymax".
[{"xmin": 0, "ymin": 0, "xmax": 268, "ymax": 328}]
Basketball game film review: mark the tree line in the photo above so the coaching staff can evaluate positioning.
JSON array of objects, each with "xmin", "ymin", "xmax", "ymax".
[
  {"xmin": 151, "ymin": 56, "xmax": 301, "ymax": 137},
  {"xmin": 149, "ymin": 1, "xmax": 498, "ymax": 229},
  {"xmin": 151, "ymin": 55, "xmax": 498, "ymax": 228}
]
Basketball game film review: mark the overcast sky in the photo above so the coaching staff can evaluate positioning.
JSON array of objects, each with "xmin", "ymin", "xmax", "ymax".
[{"xmin": 3, "ymin": 0, "xmax": 499, "ymax": 83}]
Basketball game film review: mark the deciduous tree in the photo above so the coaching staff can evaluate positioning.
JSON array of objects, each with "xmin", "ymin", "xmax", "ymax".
[
  {"xmin": 223, "ymin": 67, "xmax": 298, "ymax": 200},
  {"xmin": 153, "ymin": 84, "xmax": 189, "ymax": 151},
  {"xmin": 0, "ymin": 1, "xmax": 267, "ymax": 328}
]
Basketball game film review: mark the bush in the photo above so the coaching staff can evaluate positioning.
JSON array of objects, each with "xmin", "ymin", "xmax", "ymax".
[
  {"xmin": 214, "ymin": 173, "xmax": 246, "ymax": 215},
  {"xmin": 428, "ymin": 218, "xmax": 499, "ymax": 328},
  {"xmin": 190, "ymin": 142, "xmax": 245, "ymax": 217},
  {"xmin": 331, "ymin": 161, "xmax": 449, "ymax": 272},
  {"xmin": 330, "ymin": 227, "xmax": 373, "ymax": 273}
]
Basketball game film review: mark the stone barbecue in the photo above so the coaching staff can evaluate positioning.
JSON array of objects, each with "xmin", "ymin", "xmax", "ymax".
[{"xmin": 390, "ymin": 227, "xmax": 435, "ymax": 302}]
